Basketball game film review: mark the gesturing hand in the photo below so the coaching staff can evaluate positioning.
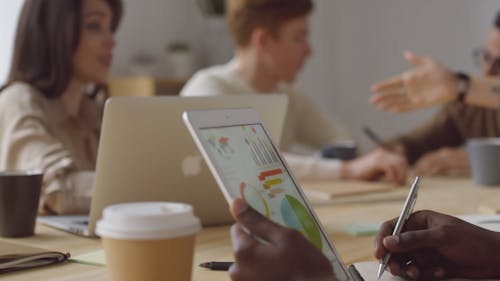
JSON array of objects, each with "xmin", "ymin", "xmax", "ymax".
[{"xmin": 371, "ymin": 51, "xmax": 459, "ymax": 113}]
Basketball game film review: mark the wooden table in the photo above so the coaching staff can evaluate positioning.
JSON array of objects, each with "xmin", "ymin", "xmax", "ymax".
[{"xmin": 2, "ymin": 177, "xmax": 499, "ymax": 281}]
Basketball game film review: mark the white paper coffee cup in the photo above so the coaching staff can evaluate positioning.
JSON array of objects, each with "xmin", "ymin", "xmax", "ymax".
[{"xmin": 96, "ymin": 202, "xmax": 201, "ymax": 281}]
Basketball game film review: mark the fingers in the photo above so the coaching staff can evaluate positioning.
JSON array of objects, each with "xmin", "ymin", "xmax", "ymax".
[
  {"xmin": 230, "ymin": 223, "xmax": 258, "ymax": 256},
  {"xmin": 229, "ymin": 224, "xmax": 258, "ymax": 281},
  {"xmin": 230, "ymin": 198, "xmax": 283, "ymax": 243},
  {"xmin": 412, "ymin": 148, "xmax": 469, "ymax": 177},
  {"xmin": 374, "ymin": 218, "xmax": 398, "ymax": 259},
  {"xmin": 411, "ymin": 162, "xmax": 444, "ymax": 177},
  {"xmin": 381, "ymin": 162, "xmax": 405, "ymax": 185},
  {"xmin": 371, "ymin": 91, "xmax": 414, "ymax": 113},
  {"xmin": 392, "ymin": 156, "xmax": 408, "ymax": 185},
  {"xmin": 371, "ymin": 51, "xmax": 426, "ymax": 94},
  {"xmin": 404, "ymin": 51, "xmax": 427, "ymax": 67},
  {"xmin": 379, "ymin": 153, "xmax": 408, "ymax": 185},
  {"xmin": 375, "ymin": 210, "xmax": 439, "ymax": 258},
  {"xmin": 411, "ymin": 150, "xmax": 449, "ymax": 177},
  {"xmin": 371, "ymin": 74, "xmax": 405, "ymax": 93},
  {"xmin": 388, "ymin": 258, "xmax": 446, "ymax": 281},
  {"xmin": 383, "ymin": 227, "xmax": 445, "ymax": 253}
]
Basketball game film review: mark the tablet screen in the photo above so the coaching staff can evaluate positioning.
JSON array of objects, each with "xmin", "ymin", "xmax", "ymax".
[{"xmin": 200, "ymin": 123, "xmax": 349, "ymax": 281}]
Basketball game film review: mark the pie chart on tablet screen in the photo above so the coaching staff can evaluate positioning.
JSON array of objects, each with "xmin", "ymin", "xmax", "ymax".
[{"xmin": 280, "ymin": 194, "xmax": 322, "ymax": 249}]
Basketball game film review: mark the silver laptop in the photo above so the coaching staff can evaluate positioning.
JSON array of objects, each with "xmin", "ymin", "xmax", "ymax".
[{"xmin": 38, "ymin": 95, "xmax": 288, "ymax": 236}]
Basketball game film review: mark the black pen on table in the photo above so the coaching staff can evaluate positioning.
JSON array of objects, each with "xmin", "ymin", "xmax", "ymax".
[
  {"xmin": 199, "ymin": 261, "xmax": 233, "ymax": 271},
  {"xmin": 362, "ymin": 126, "xmax": 393, "ymax": 151}
]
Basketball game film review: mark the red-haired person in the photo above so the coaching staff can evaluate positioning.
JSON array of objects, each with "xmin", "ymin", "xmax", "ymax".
[{"xmin": 181, "ymin": 0, "xmax": 407, "ymax": 185}]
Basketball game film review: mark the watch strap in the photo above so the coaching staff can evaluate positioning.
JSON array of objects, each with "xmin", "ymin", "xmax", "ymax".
[{"xmin": 455, "ymin": 72, "xmax": 471, "ymax": 103}]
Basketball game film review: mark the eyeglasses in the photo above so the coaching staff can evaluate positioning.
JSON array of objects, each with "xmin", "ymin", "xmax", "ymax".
[{"xmin": 472, "ymin": 46, "xmax": 500, "ymax": 74}]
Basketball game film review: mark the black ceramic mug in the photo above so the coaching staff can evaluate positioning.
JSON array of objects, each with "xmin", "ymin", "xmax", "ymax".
[{"xmin": 0, "ymin": 171, "xmax": 43, "ymax": 237}]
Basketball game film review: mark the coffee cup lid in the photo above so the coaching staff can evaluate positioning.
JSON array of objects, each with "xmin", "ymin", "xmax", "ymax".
[{"xmin": 96, "ymin": 202, "xmax": 201, "ymax": 240}]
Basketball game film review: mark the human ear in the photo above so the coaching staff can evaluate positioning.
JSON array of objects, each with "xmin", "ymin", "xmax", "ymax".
[{"xmin": 250, "ymin": 27, "xmax": 273, "ymax": 52}]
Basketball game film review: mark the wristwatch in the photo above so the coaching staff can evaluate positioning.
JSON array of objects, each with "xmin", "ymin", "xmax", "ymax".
[{"xmin": 455, "ymin": 72, "xmax": 471, "ymax": 103}]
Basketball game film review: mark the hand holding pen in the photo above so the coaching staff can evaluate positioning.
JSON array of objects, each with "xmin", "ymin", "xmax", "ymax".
[
  {"xmin": 375, "ymin": 206, "xmax": 500, "ymax": 280},
  {"xmin": 362, "ymin": 126, "xmax": 393, "ymax": 152},
  {"xmin": 377, "ymin": 176, "xmax": 420, "ymax": 280}
]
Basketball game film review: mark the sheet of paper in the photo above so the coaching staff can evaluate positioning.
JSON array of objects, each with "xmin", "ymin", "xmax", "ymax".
[
  {"xmin": 302, "ymin": 181, "xmax": 397, "ymax": 200},
  {"xmin": 353, "ymin": 261, "xmax": 498, "ymax": 281},
  {"xmin": 457, "ymin": 214, "xmax": 500, "ymax": 232}
]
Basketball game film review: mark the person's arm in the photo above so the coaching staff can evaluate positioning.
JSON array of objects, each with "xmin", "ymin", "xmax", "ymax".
[
  {"xmin": 383, "ymin": 104, "xmax": 464, "ymax": 165},
  {"xmin": 283, "ymin": 153, "xmax": 343, "ymax": 180},
  {"xmin": 0, "ymin": 92, "xmax": 94, "ymax": 214},
  {"xmin": 284, "ymin": 149, "xmax": 408, "ymax": 185},
  {"xmin": 374, "ymin": 210, "xmax": 500, "ymax": 280},
  {"xmin": 229, "ymin": 198, "xmax": 336, "ymax": 281},
  {"xmin": 467, "ymin": 75, "xmax": 500, "ymax": 108},
  {"xmin": 371, "ymin": 51, "xmax": 500, "ymax": 112},
  {"xmin": 410, "ymin": 147, "xmax": 469, "ymax": 176},
  {"xmin": 341, "ymin": 147, "xmax": 408, "ymax": 185}
]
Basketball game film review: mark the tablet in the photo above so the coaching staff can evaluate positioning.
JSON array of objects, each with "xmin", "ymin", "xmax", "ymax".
[{"xmin": 183, "ymin": 108, "xmax": 353, "ymax": 281}]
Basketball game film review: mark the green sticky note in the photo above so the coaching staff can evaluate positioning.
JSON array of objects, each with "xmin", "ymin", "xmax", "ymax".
[
  {"xmin": 341, "ymin": 223, "xmax": 380, "ymax": 236},
  {"xmin": 69, "ymin": 250, "xmax": 106, "ymax": 266}
]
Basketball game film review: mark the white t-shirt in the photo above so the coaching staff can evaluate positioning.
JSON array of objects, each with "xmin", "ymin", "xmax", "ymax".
[{"xmin": 181, "ymin": 61, "xmax": 352, "ymax": 180}]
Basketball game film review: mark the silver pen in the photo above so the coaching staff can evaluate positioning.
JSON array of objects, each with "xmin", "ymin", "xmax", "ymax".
[{"xmin": 377, "ymin": 176, "xmax": 421, "ymax": 280}]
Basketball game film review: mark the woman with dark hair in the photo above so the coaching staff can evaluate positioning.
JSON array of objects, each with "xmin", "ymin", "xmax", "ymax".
[{"xmin": 0, "ymin": 0, "xmax": 123, "ymax": 214}]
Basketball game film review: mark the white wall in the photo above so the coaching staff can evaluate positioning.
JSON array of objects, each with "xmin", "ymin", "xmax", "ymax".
[
  {"xmin": 0, "ymin": 1, "xmax": 24, "ymax": 83},
  {"xmin": 111, "ymin": 0, "xmax": 233, "ymax": 76}
]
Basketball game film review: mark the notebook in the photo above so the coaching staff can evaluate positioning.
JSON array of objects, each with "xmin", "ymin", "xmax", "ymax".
[
  {"xmin": 352, "ymin": 261, "xmax": 499, "ymax": 281},
  {"xmin": 0, "ymin": 240, "xmax": 69, "ymax": 274},
  {"xmin": 302, "ymin": 181, "xmax": 397, "ymax": 200}
]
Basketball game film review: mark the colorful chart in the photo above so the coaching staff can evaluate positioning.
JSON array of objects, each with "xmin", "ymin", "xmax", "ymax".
[
  {"xmin": 258, "ymin": 169, "xmax": 283, "ymax": 181},
  {"xmin": 258, "ymin": 168, "xmax": 285, "ymax": 197},
  {"xmin": 242, "ymin": 126, "xmax": 279, "ymax": 167},
  {"xmin": 240, "ymin": 182, "xmax": 270, "ymax": 217},
  {"xmin": 281, "ymin": 195, "xmax": 322, "ymax": 250},
  {"xmin": 206, "ymin": 135, "xmax": 234, "ymax": 159}
]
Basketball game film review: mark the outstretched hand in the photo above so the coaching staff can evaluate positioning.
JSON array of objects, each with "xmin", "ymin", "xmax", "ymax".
[{"xmin": 371, "ymin": 51, "xmax": 459, "ymax": 113}]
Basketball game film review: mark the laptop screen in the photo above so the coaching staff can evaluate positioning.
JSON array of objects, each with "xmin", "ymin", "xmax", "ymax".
[{"xmin": 200, "ymin": 123, "xmax": 349, "ymax": 281}]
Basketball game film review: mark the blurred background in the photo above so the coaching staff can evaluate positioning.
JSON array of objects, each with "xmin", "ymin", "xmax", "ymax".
[{"xmin": 1, "ymin": 0, "xmax": 498, "ymax": 152}]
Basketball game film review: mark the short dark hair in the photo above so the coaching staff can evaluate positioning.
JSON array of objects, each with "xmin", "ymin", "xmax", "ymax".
[
  {"xmin": 495, "ymin": 11, "xmax": 500, "ymax": 29},
  {"xmin": 5, "ymin": 0, "xmax": 123, "ymax": 98}
]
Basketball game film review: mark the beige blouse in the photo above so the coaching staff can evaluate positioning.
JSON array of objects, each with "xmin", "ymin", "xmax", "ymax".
[
  {"xmin": 180, "ymin": 60, "xmax": 352, "ymax": 180},
  {"xmin": 0, "ymin": 82, "xmax": 102, "ymax": 214}
]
